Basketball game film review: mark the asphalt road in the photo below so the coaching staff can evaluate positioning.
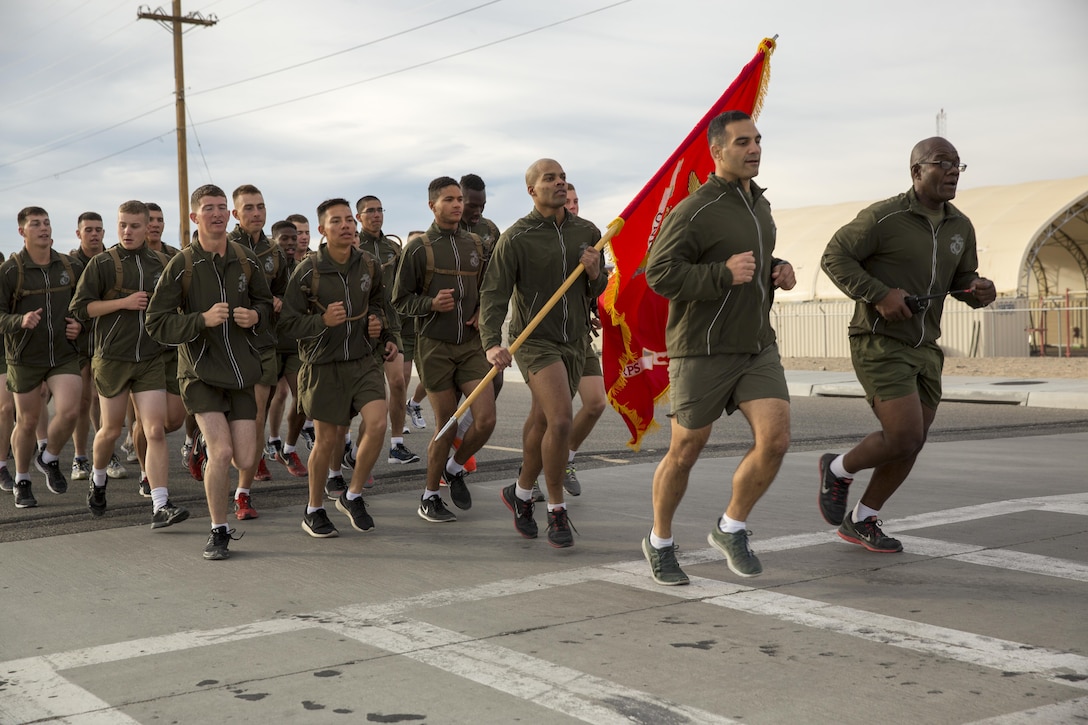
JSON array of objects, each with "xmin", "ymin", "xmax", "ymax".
[{"xmin": 2, "ymin": 380, "xmax": 1086, "ymax": 542}]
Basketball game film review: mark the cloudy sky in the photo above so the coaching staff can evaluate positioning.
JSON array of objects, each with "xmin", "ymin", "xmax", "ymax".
[{"xmin": 2, "ymin": 0, "xmax": 1086, "ymax": 257}]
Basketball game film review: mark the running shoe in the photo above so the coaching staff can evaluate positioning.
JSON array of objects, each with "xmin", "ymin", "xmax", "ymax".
[
  {"xmin": 203, "ymin": 527, "xmax": 241, "ymax": 560},
  {"xmin": 546, "ymin": 508, "xmax": 576, "ymax": 548},
  {"xmin": 818, "ymin": 453, "xmax": 852, "ymax": 526},
  {"xmin": 500, "ymin": 483, "xmax": 537, "ymax": 539},
  {"xmin": 642, "ymin": 537, "xmax": 689, "ymax": 586},
  {"xmin": 282, "ymin": 450, "xmax": 308, "ymax": 477},
  {"xmin": 838, "ymin": 512, "xmax": 903, "ymax": 553},
  {"xmin": 151, "ymin": 500, "xmax": 190, "ymax": 529},
  {"xmin": 35, "ymin": 450, "xmax": 69, "ymax": 494},
  {"xmin": 442, "ymin": 468, "xmax": 471, "ymax": 510},
  {"xmin": 335, "ymin": 493, "xmax": 375, "ymax": 532},
  {"xmin": 707, "ymin": 527, "xmax": 763, "ymax": 578},
  {"xmin": 71, "ymin": 457, "xmax": 91, "ymax": 481},
  {"xmin": 418, "ymin": 494, "xmax": 456, "ymax": 523},
  {"xmin": 106, "ymin": 453, "xmax": 128, "ymax": 480},
  {"xmin": 87, "ymin": 482, "xmax": 108, "ymax": 517},
  {"xmin": 234, "ymin": 492, "xmax": 258, "ymax": 520},
  {"xmin": 388, "ymin": 443, "xmax": 420, "ymax": 465},
  {"xmin": 563, "ymin": 463, "xmax": 581, "ymax": 496},
  {"xmin": 407, "ymin": 401, "xmax": 426, "ymax": 429},
  {"xmin": 302, "ymin": 508, "xmax": 338, "ymax": 538},
  {"xmin": 13, "ymin": 480, "xmax": 36, "ymax": 508},
  {"xmin": 254, "ymin": 458, "xmax": 272, "ymax": 482},
  {"xmin": 324, "ymin": 474, "xmax": 348, "ymax": 501}
]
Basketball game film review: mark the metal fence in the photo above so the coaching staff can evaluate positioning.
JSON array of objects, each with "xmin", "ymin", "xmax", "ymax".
[{"xmin": 771, "ymin": 296, "xmax": 1088, "ymax": 358}]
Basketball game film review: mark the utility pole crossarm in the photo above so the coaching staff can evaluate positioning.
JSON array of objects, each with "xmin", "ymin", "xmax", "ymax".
[{"xmin": 137, "ymin": 3, "xmax": 217, "ymax": 247}]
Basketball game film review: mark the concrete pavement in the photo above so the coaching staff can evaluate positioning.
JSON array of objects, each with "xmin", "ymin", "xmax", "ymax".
[{"xmin": 1, "ymin": 430, "xmax": 1085, "ymax": 724}]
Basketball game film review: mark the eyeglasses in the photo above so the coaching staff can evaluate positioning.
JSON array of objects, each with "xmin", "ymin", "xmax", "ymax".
[
  {"xmin": 918, "ymin": 160, "xmax": 967, "ymax": 172},
  {"xmin": 362, "ymin": 207, "xmax": 385, "ymax": 214}
]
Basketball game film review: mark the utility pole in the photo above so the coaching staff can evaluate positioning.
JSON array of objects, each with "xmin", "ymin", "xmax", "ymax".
[{"xmin": 138, "ymin": 2, "xmax": 217, "ymax": 246}]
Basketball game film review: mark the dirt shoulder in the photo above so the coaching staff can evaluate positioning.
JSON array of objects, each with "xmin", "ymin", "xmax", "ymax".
[{"xmin": 782, "ymin": 356, "xmax": 1086, "ymax": 379}]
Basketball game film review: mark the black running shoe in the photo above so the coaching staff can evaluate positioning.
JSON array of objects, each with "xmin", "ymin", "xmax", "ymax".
[
  {"xmin": 203, "ymin": 527, "xmax": 241, "ymax": 560},
  {"xmin": 151, "ymin": 500, "xmax": 190, "ymax": 529},
  {"xmin": 388, "ymin": 442, "xmax": 420, "ymax": 464},
  {"xmin": 324, "ymin": 474, "xmax": 348, "ymax": 501},
  {"xmin": 300, "ymin": 426, "xmax": 316, "ymax": 450},
  {"xmin": 138, "ymin": 477, "xmax": 152, "ymax": 498},
  {"xmin": 443, "ymin": 469, "xmax": 472, "ymax": 510},
  {"xmin": 546, "ymin": 507, "xmax": 576, "ymax": 548},
  {"xmin": 13, "ymin": 480, "xmax": 36, "ymax": 508},
  {"xmin": 500, "ymin": 483, "xmax": 537, "ymax": 538},
  {"xmin": 35, "ymin": 451, "xmax": 68, "ymax": 494},
  {"xmin": 0, "ymin": 467, "xmax": 14, "ymax": 493},
  {"xmin": 87, "ymin": 482, "xmax": 107, "ymax": 517},
  {"xmin": 838, "ymin": 513, "xmax": 903, "ymax": 553},
  {"xmin": 818, "ymin": 453, "xmax": 852, "ymax": 526},
  {"xmin": 335, "ymin": 493, "xmax": 374, "ymax": 532},
  {"xmin": 302, "ymin": 507, "xmax": 339, "ymax": 538},
  {"xmin": 418, "ymin": 494, "xmax": 456, "ymax": 523}
]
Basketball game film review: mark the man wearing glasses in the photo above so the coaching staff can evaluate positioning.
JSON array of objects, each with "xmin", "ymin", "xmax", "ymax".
[
  {"xmin": 818, "ymin": 137, "xmax": 996, "ymax": 553},
  {"xmin": 354, "ymin": 196, "xmax": 419, "ymax": 468}
]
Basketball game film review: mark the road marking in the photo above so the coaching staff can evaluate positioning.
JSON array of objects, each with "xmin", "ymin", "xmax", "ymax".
[
  {"xmin": 482, "ymin": 444, "xmax": 523, "ymax": 453},
  {"xmin": 327, "ymin": 619, "xmax": 738, "ymax": 724},
  {"xmin": 3, "ymin": 491, "xmax": 1086, "ymax": 722}
]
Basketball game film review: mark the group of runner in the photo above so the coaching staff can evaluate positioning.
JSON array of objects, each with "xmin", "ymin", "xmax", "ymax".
[
  {"xmin": 3, "ymin": 160, "xmax": 608, "ymax": 560},
  {"xmin": 5, "ymin": 115, "xmax": 997, "ymax": 579}
]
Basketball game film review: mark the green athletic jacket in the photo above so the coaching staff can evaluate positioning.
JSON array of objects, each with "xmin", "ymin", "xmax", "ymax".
[
  {"xmin": 145, "ymin": 238, "xmax": 273, "ymax": 390},
  {"xmin": 0, "ymin": 248, "xmax": 84, "ymax": 368},
  {"xmin": 227, "ymin": 225, "xmax": 289, "ymax": 351},
  {"xmin": 68, "ymin": 246, "xmax": 99, "ymax": 358},
  {"xmin": 359, "ymin": 229, "xmax": 403, "ymax": 347},
  {"xmin": 461, "ymin": 216, "xmax": 501, "ymax": 260},
  {"xmin": 821, "ymin": 187, "xmax": 985, "ymax": 349},
  {"xmin": 646, "ymin": 174, "xmax": 783, "ymax": 358},
  {"xmin": 70, "ymin": 243, "xmax": 167, "ymax": 363},
  {"xmin": 393, "ymin": 222, "xmax": 485, "ymax": 346},
  {"xmin": 479, "ymin": 208, "xmax": 605, "ymax": 350},
  {"xmin": 279, "ymin": 245, "xmax": 393, "ymax": 365}
]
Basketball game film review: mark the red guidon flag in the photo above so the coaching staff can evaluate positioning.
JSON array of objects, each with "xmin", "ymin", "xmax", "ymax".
[{"xmin": 600, "ymin": 36, "xmax": 777, "ymax": 449}]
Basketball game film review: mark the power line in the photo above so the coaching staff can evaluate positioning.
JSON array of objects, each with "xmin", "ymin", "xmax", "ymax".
[
  {"xmin": 0, "ymin": 1, "xmax": 500, "ymax": 169},
  {"xmin": 0, "ymin": 1, "xmax": 634, "ymax": 191},
  {"xmin": 0, "ymin": 132, "xmax": 173, "ymax": 194},
  {"xmin": 189, "ymin": 0, "xmax": 504, "ymax": 99},
  {"xmin": 194, "ymin": 0, "xmax": 633, "ymax": 126}
]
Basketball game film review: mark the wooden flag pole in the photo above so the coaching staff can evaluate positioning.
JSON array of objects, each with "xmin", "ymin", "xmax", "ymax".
[{"xmin": 433, "ymin": 216, "xmax": 625, "ymax": 441}]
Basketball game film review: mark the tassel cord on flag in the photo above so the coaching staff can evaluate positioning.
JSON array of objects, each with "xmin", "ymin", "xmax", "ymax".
[{"xmin": 433, "ymin": 216, "xmax": 626, "ymax": 442}]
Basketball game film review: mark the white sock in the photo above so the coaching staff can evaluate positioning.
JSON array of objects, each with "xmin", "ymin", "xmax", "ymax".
[
  {"xmin": 830, "ymin": 454, "xmax": 853, "ymax": 479},
  {"xmin": 284, "ymin": 444, "xmax": 296, "ymax": 454},
  {"xmin": 547, "ymin": 502, "xmax": 566, "ymax": 512},
  {"xmin": 151, "ymin": 486, "xmax": 169, "ymax": 511},
  {"xmin": 42, "ymin": 449, "xmax": 59, "ymax": 464},
  {"xmin": 391, "ymin": 437, "xmax": 403, "ymax": 446},
  {"xmin": 514, "ymin": 484, "xmax": 533, "ymax": 502},
  {"xmin": 422, "ymin": 489, "xmax": 439, "ymax": 500},
  {"xmin": 346, "ymin": 491, "xmax": 362, "ymax": 501},
  {"xmin": 457, "ymin": 410, "xmax": 473, "ymax": 439},
  {"xmin": 719, "ymin": 515, "xmax": 746, "ymax": 534},
  {"xmin": 446, "ymin": 458, "xmax": 465, "ymax": 476},
  {"xmin": 305, "ymin": 506, "xmax": 322, "ymax": 515},
  {"xmin": 568, "ymin": 450, "xmax": 577, "ymax": 463},
  {"xmin": 649, "ymin": 532, "xmax": 673, "ymax": 549},
  {"xmin": 185, "ymin": 435, "xmax": 193, "ymax": 445},
  {"xmin": 235, "ymin": 487, "xmax": 249, "ymax": 499},
  {"xmin": 853, "ymin": 502, "xmax": 880, "ymax": 521},
  {"xmin": 93, "ymin": 469, "xmax": 108, "ymax": 487},
  {"xmin": 327, "ymin": 469, "xmax": 340, "ymax": 479}
]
